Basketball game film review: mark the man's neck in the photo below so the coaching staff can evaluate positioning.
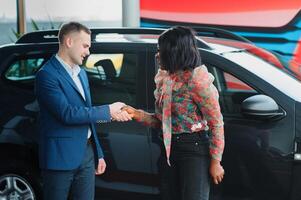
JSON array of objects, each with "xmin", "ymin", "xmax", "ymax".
[{"xmin": 57, "ymin": 50, "xmax": 75, "ymax": 68}]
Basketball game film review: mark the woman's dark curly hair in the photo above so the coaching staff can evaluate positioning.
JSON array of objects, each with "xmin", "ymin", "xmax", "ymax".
[{"xmin": 158, "ymin": 26, "xmax": 201, "ymax": 73}]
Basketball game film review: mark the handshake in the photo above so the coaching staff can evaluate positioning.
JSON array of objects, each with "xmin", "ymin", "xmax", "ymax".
[{"xmin": 109, "ymin": 102, "xmax": 139, "ymax": 122}]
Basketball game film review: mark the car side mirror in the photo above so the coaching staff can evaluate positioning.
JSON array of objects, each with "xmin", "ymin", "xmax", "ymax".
[{"xmin": 241, "ymin": 94, "xmax": 286, "ymax": 121}]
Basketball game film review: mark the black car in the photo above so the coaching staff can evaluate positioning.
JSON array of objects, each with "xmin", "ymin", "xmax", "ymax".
[{"xmin": 1, "ymin": 27, "xmax": 301, "ymax": 200}]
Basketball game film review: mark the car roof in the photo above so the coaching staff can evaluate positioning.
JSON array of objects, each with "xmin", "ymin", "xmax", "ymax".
[
  {"xmin": 15, "ymin": 27, "xmax": 252, "ymax": 50},
  {"xmin": 12, "ymin": 27, "xmax": 299, "ymax": 80}
]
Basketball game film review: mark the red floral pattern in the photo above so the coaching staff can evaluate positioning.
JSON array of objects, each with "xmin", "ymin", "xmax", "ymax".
[{"xmin": 137, "ymin": 65, "xmax": 224, "ymax": 162}]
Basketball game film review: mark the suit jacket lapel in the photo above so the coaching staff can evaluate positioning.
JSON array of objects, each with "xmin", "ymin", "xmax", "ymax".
[
  {"xmin": 78, "ymin": 70, "xmax": 91, "ymax": 106},
  {"xmin": 50, "ymin": 56, "xmax": 86, "ymax": 102}
]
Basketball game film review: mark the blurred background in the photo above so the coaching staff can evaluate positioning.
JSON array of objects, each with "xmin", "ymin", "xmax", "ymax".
[
  {"xmin": 0, "ymin": 0, "xmax": 122, "ymax": 44},
  {"xmin": 0, "ymin": 0, "xmax": 300, "ymax": 67}
]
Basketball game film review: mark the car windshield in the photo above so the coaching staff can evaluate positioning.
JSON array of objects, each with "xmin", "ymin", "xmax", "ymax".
[
  {"xmin": 222, "ymin": 49, "xmax": 301, "ymax": 102},
  {"xmin": 202, "ymin": 37, "xmax": 301, "ymax": 82},
  {"xmin": 242, "ymin": 45, "xmax": 301, "ymax": 82},
  {"xmin": 269, "ymin": 52, "xmax": 301, "ymax": 82}
]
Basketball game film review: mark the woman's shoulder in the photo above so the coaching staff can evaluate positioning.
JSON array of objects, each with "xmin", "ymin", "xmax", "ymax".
[
  {"xmin": 154, "ymin": 69, "xmax": 169, "ymax": 85},
  {"xmin": 193, "ymin": 65, "xmax": 209, "ymax": 76},
  {"xmin": 191, "ymin": 65, "xmax": 215, "ymax": 84}
]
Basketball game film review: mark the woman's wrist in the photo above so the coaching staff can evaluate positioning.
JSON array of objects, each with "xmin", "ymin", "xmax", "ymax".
[
  {"xmin": 133, "ymin": 109, "xmax": 144, "ymax": 120},
  {"xmin": 211, "ymin": 158, "xmax": 221, "ymax": 165}
]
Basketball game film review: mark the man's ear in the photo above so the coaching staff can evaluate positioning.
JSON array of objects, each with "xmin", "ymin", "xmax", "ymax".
[{"xmin": 65, "ymin": 36, "xmax": 72, "ymax": 48}]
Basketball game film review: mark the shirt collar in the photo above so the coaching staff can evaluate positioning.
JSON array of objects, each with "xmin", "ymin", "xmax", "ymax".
[{"xmin": 55, "ymin": 54, "xmax": 81, "ymax": 77}]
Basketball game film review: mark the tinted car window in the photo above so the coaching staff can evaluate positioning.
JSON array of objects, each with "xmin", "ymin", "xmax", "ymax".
[
  {"xmin": 207, "ymin": 65, "xmax": 258, "ymax": 115},
  {"xmin": 223, "ymin": 72, "xmax": 255, "ymax": 92},
  {"xmin": 84, "ymin": 53, "xmax": 138, "ymax": 106},
  {"xmin": 5, "ymin": 58, "xmax": 45, "ymax": 81}
]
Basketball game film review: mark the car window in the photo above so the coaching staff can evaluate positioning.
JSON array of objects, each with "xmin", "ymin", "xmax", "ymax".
[
  {"xmin": 223, "ymin": 72, "xmax": 255, "ymax": 92},
  {"xmin": 84, "ymin": 53, "xmax": 138, "ymax": 107},
  {"xmin": 5, "ymin": 58, "xmax": 45, "ymax": 81},
  {"xmin": 207, "ymin": 65, "xmax": 258, "ymax": 115}
]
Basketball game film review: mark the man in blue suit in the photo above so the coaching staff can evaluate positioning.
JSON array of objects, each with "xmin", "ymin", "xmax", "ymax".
[{"xmin": 35, "ymin": 22, "xmax": 132, "ymax": 200}]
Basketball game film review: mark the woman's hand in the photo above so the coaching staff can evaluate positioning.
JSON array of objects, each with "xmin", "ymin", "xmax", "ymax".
[
  {"xmin": 209, "ymin": 159, "xmax": 224, "ymax": 185},
  {"xmin": 122, "ymin": 106, "xmax": 143, "ymax": 120}
]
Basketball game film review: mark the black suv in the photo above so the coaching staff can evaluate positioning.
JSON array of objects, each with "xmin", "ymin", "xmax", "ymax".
[{"xmin": 1, "ymin": 27, "xmax": 301, "ymax": 200}]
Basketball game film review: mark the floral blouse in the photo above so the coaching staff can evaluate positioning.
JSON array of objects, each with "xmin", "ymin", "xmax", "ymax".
[{"xmin": 137, "ymin": 65, "xmax": 224, "ymax": 163}]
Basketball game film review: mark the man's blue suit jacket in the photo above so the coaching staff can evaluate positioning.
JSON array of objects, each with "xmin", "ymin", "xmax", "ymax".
[{"xmin": 35, "ymin": 56, "xmax": 111, "ymax": 170}]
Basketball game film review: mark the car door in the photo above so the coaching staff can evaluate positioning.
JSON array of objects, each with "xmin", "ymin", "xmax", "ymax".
[
  {"xmin": 85, "ymin": 43, "xmax": 155, "ymax": 195},
  {"xmin": 202, "ymin": 51, "xmax": 294, "ymax": 200},
  {"xmin": 0, "ymin": 43, "xmax": 56, "ymax": 146},
  {"xmin": 0, "ymin": 44, "xmax": 57, "ymax": 199}
]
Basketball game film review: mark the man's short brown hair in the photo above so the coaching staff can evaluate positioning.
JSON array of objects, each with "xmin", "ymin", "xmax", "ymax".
[{"xmin": 58, "ymin": 22, "xmax": 91, "ymax": 44}]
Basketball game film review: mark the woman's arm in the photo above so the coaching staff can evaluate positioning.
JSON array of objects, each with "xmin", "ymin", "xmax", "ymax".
[
  {"xmin": 191, "ymin": 65, "xmax": 224, "ymax": 161},
  {"xmin": 191, "ymin": 65, "xmax": 225, "ymax": 184},
  {"xmin": 122, "ymin": 106, "xmax": 161, "ymax": 128}
]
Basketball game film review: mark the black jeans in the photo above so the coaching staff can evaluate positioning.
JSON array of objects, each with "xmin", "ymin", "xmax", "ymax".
[{"xmin": 159, "ymin": 132, "xmax": 210, "ymax": 200}]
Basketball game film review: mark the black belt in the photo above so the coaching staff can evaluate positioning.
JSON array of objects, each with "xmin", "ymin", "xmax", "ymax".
[{"xmin": 172, "ymin": 131, "xmax": 208, "ymax": 140}]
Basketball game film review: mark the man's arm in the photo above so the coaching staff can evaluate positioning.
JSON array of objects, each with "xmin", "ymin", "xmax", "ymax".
[{"xmin": 36, "ymin": 69, "xmax": 111, "ymax": 125}]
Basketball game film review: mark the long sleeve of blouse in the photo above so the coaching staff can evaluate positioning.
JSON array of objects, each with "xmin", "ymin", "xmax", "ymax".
[{"xmin": 190, "ymin": 65, "xmax": 224, "ymax": 161}]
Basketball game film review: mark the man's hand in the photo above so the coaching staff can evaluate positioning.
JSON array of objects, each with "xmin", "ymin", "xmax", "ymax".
[
  {"xmin": 122, "ymin": 106, "xmax": 138, "ymax": 119},
  {"xmin": 210, "ymin": 159, "xmax": 224, "ymax": 185},
  {"xmin": 109, "ymin": 102, "xmax": 132, "ymax": 122},
  {"xmin": 95, "ymin": 158, "xmax": 106, "ymax": 175}
]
